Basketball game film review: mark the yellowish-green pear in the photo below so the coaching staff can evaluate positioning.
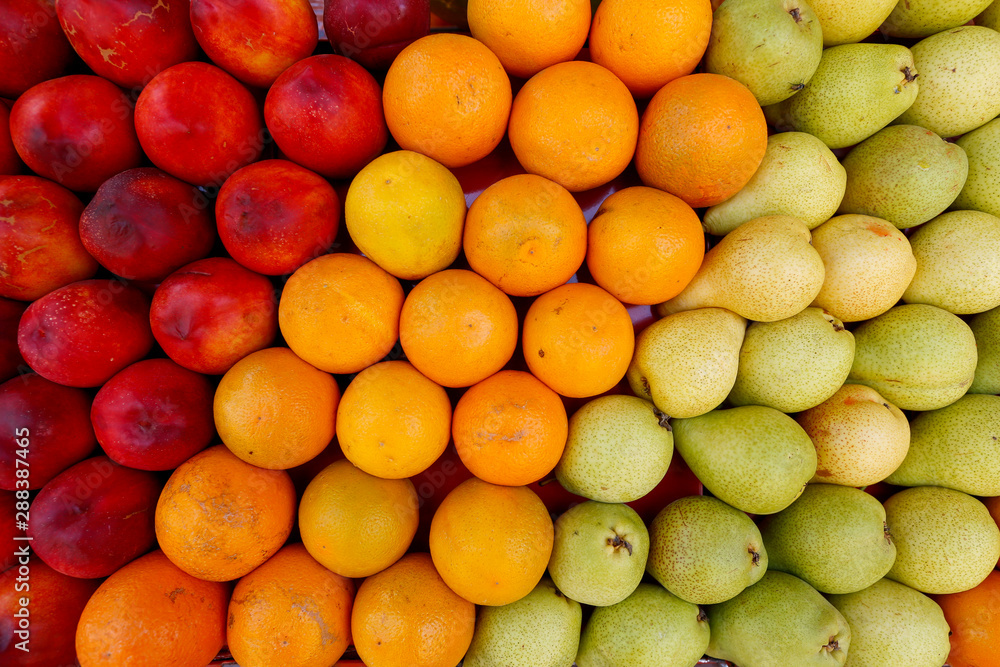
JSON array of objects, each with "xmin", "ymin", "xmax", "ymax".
[
  {"xmin": 953, "ymin": 117, "xmax": 1000, "ymax": 217},
  {"xmin": 881, "ymin": 0, "xmax": 993, "ymax": 38}
]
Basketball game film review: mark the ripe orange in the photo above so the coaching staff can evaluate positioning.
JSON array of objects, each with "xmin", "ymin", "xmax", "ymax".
[
  {"xmin": 227, "ymin": 543, "xmax": 355, "ymax": 667},
  {"xmin": 635, "ymin": 72, "xmax": 768, "ymax": 208},
  {"xmin": 935, "ymin": 569, "xmax": 1000, "ymax": 667},
  {"xmin": 467, "ymin": 0, "xmax": 591, "ymax": 79},
  {"xmin": 278, "ymin": 253, "xmax": 404, "ymax": 375},
  {"xmin": 155, "ymin": 445, "xmax": 296, "ymax": 582},
  {"xmin": 453, "ymin": 370, "xmax": 568, "ymax": 486},
  {"xmin": 507, "ymin": 60, "xmax": 639, "ymax": 192},
  {"xmin": 351, "ymin": 552, "xmax": 475, "ymax": 667},
  {"xmin": 522, "ymin": 281, "xmax": 635, "ymax": 398},
  {"xmin": 337, "ymin": 360, "xmax": 452, "ymax": 479},
  {"xmin": 429, "ymin": 477, "xmax": 554, "ymax": 606},
  {"xmin": 214, "ymin": 346, "xmax": 339, "ymax": 470},
  {"xmin": 399, "ymin": 268, "xmax": 519, "ymax": 388},
  {"xmin": 298, "ymin": 458, "xmax": 419, "ymax": 578},
  {"xmin": 382, "ymin": 33, "xmax": 511, "ymax": 168},
  {"xmin": 75, "ymin": 550, "xmax": 228, "ymax": 667},
  {"xmin": 464, "ymin": 173, "xmax": 588, "ymax": 297},
  {"xmin": 586, "ymin": 186, "xmax": 706, "ymax": 305},
  {"xmin": 589, "ymin": 0, "xmax": 713, "ymax": 98}
]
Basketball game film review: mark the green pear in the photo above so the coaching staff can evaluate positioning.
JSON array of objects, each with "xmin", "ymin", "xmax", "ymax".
[
  {"xmin": 463, "ymin": 578, "xmax": 582, "ymax": 667},
  {"xmin": 646, "ymin": 495, "xmax": 767, "ymax": 605},
  {"xmin": 576, "ymin": 583, "xmax": 710, "ymax": 667},
  {"xmin": 703, "ymin": 132, "xmax": 847, "ymax": 236},
  {"xmin": 881, "ymin": 0, "xmax": 993, "ymax": 38},
  {"xmin": 707, "ymin": 570, "xmax": 851, "ymax": 667},
  {"xmin": 763, "ymin": 43, "xmax": 918, "ymax": 150},
  {"xmin": 838, "ymin": 125, "xmax": 968, "ymax": 229},
  {"xmin": 555, "ymin": 395, "xmax": 673, "ymax": 503},
  {"xmin": 826, "ymin": 578, "xmax": 951, "ymax": 667},
  {"xmin": 884, "ymin": 486, "xmax": 1000, "ymax": 594},
  {"xmin": 807, "ymin": 0, "xmax": 897, "ymax": 46},
  {"xmin": 759, "ymin": 484, "xmax": 896, "ymax": 595},
  {"xmin": 627, "ymin": 307, "xmax": 746, "ymax": 420},
  {"xmin": 796, "ymin": 384, "xmax": 910, "ymax": 487},
  {"xmin": 977, "ymin": 0, "xmax": 1000, "ymax": 30},
  {"xmin": 548, "ymin": 501, "xmax": 649, "ymax": 607},
  {"xmin": 704, "ymin": 0, "xmax": 823, "ymax": 106},
  {"xmin": 809, "ymin": 214, "xmax": 916, "ymax": 323},
  {"xmin": 672, "ymin": 405, "xmax": 817, "ymax": 515},
  {"xmin": 847, "ymin": 303, "xmax": 978, "ymax": 411},
  {"xmin": 886, "ymin": 394, "xmax": 1000, "ymax": 496},
  {"xmin": 657, "ymin": 215, "xmax": 825, "ymax": 323},
  {"xmin": 969, "ymin": 304, "xmax": 1000, "ymax": 394},
  {"xmin": 953, "ymin": 117, "xmax": 1000, "ymax": 216},
  {"xmin": 903, "ymin": 210, "xmax": 1000, "ymax": 314},
  {"xmin": 895, "ymin": 26, "xmax": 1000, "ymax": 138},
  {"xmin": 728, "ymin": 307, "xmax": 855, "ymax": 413}
]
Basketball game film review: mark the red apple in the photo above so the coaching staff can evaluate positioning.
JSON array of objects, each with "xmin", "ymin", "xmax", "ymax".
[
  {"xmin": 264, "ymin": 54, "xmax": 388, "ymax": 179},
  {"xmin": 0, "ymin": 557, "xmax": 100, "ymax": 665},
  {"xmin": 0, "ymin": 0, "xmax": 73, "ymax": 99},
  {"xmin": 0, "ymin": 299, "xmax": 26, "ymax": 383},
  {"xmin": 150, "ymin": 257, "xmax": 278, "ymax": 375},
  {"xmin": 190, "ymin": 0, "xmax": 319, "ymax": 89},
  {"xmin": 135, "ymin": 61, "xmax": 266, "ymax": 188},
  {"xmin": 0, "ymin": 373, "xmax": 97, "ymax": 491},
  {"xmin": 0, "ymin": 490, "xmax": 16, "ymax": 571},
  {"xmin": 0, "ymin": 175, "xmax": 98, "ymax": 301},
  {"xmin": 79, "ymin": 167, "xmax": 216, "ymax": 282},
  {"xmin": 55, "ymin": 0, "xmax": 200, "ymax": 89},
  {"xmin": 216, "ymin": 159, "xmax": 340, "ymax": 276},
  {"xmin": 27, "ymin": 455, "xmax": 162, "ymax": 579},
  {"xmin": 325, "ymin": 0, "xmax": 430, "ymax": 70},
  {"xmin": 17, "ymin": 279, "xmax": 154, "ymax": 388},
  {"xmin": 92, "ymin": 358, "xmax": 215, "ymax": 471},
  {"xmin": 10, "ymin": 75, "xmax": 144, "ymax": 193},
  {"xmin": 0, "ymin": 102, "xmax": 23, "ymax": 175}
]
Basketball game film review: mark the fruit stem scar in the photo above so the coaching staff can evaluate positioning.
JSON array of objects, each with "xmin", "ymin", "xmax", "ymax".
[
  {"xmin": 653, "ymin": 407, "xmax": 672, "ymax": 430},
  {"xmin": 608, "ymin": 534, "xmax": 633, "ymax": 556},
  {"xmin": 788, "ymin": 6, "xmax": 801, "ymax": 21}
]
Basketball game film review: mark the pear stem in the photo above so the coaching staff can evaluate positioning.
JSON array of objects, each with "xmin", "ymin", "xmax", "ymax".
[
  {"xmin": 608, "ymin": 534, "xmax": 633, "ymax": 556},
  {"xmin": 653, "ymin": 407, "xmax": 672, "ymax": 430},
  {"xmin": 788, "ymin": 6, "xmax": 801, "ymax": 22}
]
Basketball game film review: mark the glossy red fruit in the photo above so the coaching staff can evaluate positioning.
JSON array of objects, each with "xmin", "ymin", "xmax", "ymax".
[
  {"xmin": 0, "ymin": 0, "xmax": 73, "ymax": 99},
  {"xmin": 325, "ymin": 0, "xmax": 430, "ymax": 70}
]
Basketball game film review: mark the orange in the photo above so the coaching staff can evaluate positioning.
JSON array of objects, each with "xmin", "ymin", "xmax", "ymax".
[
  {"xmin": 589, "ymin": 0, "xmax": 713, "ymax": 98},
  {"xmin": 383, "ymin": 33, "xmax": 512, "ymax": 168},
  {"xmin": 227, "ymin": 543, "xmax": 355, "ymax": 667},
  {"xmin": 429, "ymin": 477, "xmax": 553, "ymax": 606},
  {"xmin": 586, "ymin": 186, "xmax": 706, "ymax": 305},
  {"xmin": 278, "ymin": 253, "xmax": 404, "ymax": 375},
  {"xmin": 399, "ymin": 268, "xmax": 519, "ymax": 388},
  {"xmin": 452, "ymin": 370, "xmax": 568, "ymax": 486},
  {"xmin": 635, "ymin": 72, "xmax": 768, "ymax": 208},
  {"xmin": 522, "ymin": 281, "xmax": 636, "ymax": 398},
  {"xmin": 155, "ymin": 444, "xmax": 296, "ymax": 582},
  {"xmin": 75, "ymin": 550, "xmax": 228, "ymax": 667},
  {"xmin": 467, "ymin": 0, "xmax": 591, "ymax": 79},
  {"xmin": 298, "ymin": 458, "xmax": 419, "ymax": 578},
  {"xmin": 214, "ymin": 347, "xmax": 339, "ymax": 470},
  {"xmin": 464, "ymin": 173, "xmax": 588, "ymax": 297},
  {"xmin": 351, "ymin": 553, "xmax": 475, "ymax": 667},
  {"xmin": 935, "ymin": 569, "xmax": 1000, "ymax": 667},
  {"xmin": 337, "ymin": 360, "xmax": 452, "ymax": 479},
  {"xmin": 508, "ymin": 60, "xmax": 639, "ymax": 192}
]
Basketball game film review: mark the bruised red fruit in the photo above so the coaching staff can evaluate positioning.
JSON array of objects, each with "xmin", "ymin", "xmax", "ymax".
[
  {"xmin": 190, "ymin": 0, "xmax": 319, "ymax": 88},
  {"xmin": 0, "ymin": 0, "xmax": 73, "ymax": 99},
  {"xmin": 55, "ymin": 0, "xmax": 200, "ymax": 89},
  {"xmin": 17, "ymin": 279, "xmax": 154, "ymax": 388},
  {"xmin": 0, "ymin": 299, "xmax": 28, "ymax": 384},
  {"xmin": 325, "ymin": 0, "xmax": 430, "ymax": 70},
  {"xmin": 135, "ymin": 61, "xmax": 265, "ymax": 188},
  {"xmin": 0, "ymin": 373, "xmax": 97, "ymax": 491},
  {"xmin": 9, "ymin": 75, "xmax": 143, "ymax": 192},
  {"xmin": 0, "ymin": 175, "xmax": 98, "ymax": 302},
  {"xmin": 0, "ymin": 557, "xmax": 100, "ymax": 665},
  {"xmin": 92, "ymin": 358, "xmax": 215, "ymax": 471},
  {"xmin": 27, "ymin": 455, "xmax": 162, "ymax": 579},
  {"xmin": 0, "ymin": 103, "xmax": 23, "ymax": 175},
  {"xmin": 150, "ymin": 257, "xmax": 278, "ymax": 375},
  {"xmin": 79, "ymin": 168, "xmax": 216, "ymax": 282},
  {"xmin": 264, "ymin": 54, "xmax": 388, "ymax": 179},
  {"xmin": 216, "ymin": 159, "xmax": 340, "ymax": 276}
]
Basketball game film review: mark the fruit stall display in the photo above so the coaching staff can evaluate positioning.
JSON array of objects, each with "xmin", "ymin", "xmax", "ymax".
[{"xmin": 3, "ymin": 0, "xmax": 1000, "ymax": 666}]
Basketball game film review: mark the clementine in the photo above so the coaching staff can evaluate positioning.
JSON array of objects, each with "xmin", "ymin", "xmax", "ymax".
[{"xmin": 935, "ymin": 569, "xmax": 1000, "ymax": 667}]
